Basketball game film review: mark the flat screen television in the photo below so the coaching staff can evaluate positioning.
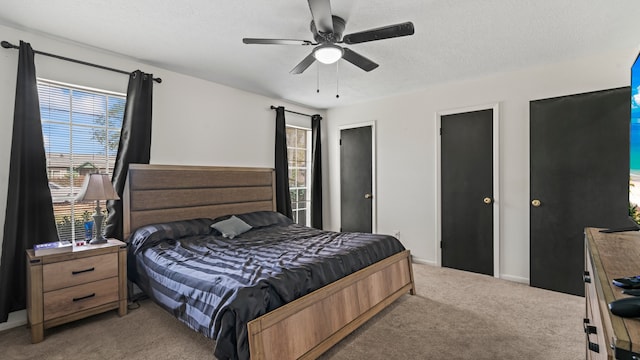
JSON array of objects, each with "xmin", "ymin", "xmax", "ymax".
[
  {"xmin": 603, "ymin": 52, "xmax": 640, "ymax": 233},
  {"xmin": 630, "ymin": 53, "xmax": 640, "ymax": 222}
]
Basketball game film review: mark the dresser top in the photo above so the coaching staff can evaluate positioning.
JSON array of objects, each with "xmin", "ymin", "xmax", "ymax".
[{"xmin": 586, "ymin": 227, "xmax": 640, "ymax": 353}]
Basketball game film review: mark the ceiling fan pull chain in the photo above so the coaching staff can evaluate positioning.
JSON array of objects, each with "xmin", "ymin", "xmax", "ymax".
[
  {"xmin": 316, "ymin": 62, "xmax": 320, "ymax": 93},
  {"xmin": 336, "ymin": 61, "xmax": 340, "ymax": 99}
]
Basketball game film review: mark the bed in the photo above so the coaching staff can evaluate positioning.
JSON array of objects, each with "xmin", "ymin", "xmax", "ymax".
[{"xmin": 122, "ymin": 164, "xmax": 415, "ymax": 360}]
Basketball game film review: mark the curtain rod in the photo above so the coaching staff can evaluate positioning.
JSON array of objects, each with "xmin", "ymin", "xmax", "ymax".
[
  {"xmin": 270, "ymin": 105, "xmax": 317, "ymax": 118},
  {"xmin": 1, "ymin": 40, "xmax": 162, "ymax": 83}
]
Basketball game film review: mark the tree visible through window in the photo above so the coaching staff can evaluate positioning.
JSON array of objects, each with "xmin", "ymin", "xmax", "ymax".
[
  {"xmin": 38, "ymin": 80, "xmax": 125, "ymax": 241},
  {"xmin": 287, "ymin": 126, "xmax": 312, "ymax": 226}
]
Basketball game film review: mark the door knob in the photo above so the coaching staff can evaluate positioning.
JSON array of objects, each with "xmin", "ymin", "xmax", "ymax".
[
  {"xmin": 364, "ymin": 193, "xmax": 373, "ymax": 199},
  {"xmin": 483, "ymin": 197, "xmax": 492, "ymax": 204},
  {"xmin": 532, "ymin": 199, "xmax": 541, "ymax": 207}
]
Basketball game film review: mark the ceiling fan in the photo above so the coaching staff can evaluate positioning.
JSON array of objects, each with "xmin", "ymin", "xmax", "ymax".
[{"xmin": 242, "ymin": 0, "xmax": 415, "ymax": 74}]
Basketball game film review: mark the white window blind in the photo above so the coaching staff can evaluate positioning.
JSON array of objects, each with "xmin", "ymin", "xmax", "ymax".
[
  {"xmin": 38, "ymin": 80, "xmax": 125, "ymax": 241},
  {"xmin": 286, "ymin": 125, "xmax": 312, "ymax": 226}
]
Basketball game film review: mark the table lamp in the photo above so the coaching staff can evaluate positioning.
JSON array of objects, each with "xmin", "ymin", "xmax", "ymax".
[{"xmin": 75, "ymin": 173, "xmax": 120, "ymax": 244}]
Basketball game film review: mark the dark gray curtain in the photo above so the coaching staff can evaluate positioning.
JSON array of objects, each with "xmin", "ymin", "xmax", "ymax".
[
  {"xmin": 0, "ymin": 41, "xmax": 59, "ymax": 322},
  {"xmin": 274, "ymin": 106, "xmax": 292, "ymax": 218},
  {"xmin": 105, "ymin": 70, "xmax": 153, "ymax": 241},
  {"xmin": 311, "ymin": 114, "xmax": 323, "ymax": 229}
]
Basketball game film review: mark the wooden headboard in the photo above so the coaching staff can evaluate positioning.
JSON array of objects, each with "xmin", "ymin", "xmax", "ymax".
[{"xmin": 123, "ymin": 164, "xmax": 276, "ymax": 239}]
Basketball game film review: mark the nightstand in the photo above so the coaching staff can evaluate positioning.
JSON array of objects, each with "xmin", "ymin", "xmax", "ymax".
[{"xmin": 26, "ymin": 239, "xmax": 127, "ymax": 343}]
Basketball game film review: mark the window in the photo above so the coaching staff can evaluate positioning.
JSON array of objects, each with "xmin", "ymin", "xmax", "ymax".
[
  {"xmin": 38, "ymin": 79, "xmax": 125, "ymax": 241},
  {"xmin": 287, "ymin": 125, "xmax": 312, "ymax": 226}
]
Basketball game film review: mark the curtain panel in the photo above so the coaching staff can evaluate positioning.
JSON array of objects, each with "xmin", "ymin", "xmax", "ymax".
[
  {"xmin": 311, "ymin": 115, "xmax": 323, "ymax": 229},
  {"xmin": 0, "ymin": 41, "xmax": 59, "ymax": 322},
  {"xmin": 274, "ymin": 106, "xmax": 293, "ymax": 218},
  {"xmin": 105, "ymin": 70, "xmax": 153, "ymax": 241}
]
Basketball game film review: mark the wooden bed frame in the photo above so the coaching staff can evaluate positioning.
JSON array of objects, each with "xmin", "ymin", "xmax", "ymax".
[{"xmin": 122, "ymin": 164, "xmax": 415, "ymax": 360}]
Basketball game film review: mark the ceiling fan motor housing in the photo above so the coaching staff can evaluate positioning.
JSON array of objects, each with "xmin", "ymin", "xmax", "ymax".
[{"xmin": 311, "ymin": 16, "xmax": 345, "ymax": 43}]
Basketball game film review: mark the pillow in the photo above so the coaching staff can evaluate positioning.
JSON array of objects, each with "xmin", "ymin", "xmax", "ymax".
[
  {"xmin": 236, "ymin": 211, "xmax": 293, "ymax": 228},
  {"xmin": 210, "ymin": 215, "xmax": 252, "ymax": 239},
  {"xmin": 128, "ymin": 218, "xmax": 214, "ymax": 255}
]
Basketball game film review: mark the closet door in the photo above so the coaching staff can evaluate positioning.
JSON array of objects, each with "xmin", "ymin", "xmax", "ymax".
[
  {"xmin": 441, "ymin": 109, "xmax": 494, "ymax": 276},
  {"xmin": 340, "ymin": 125, "xmax": 374, "ymax": 232},
  {"xmin": 530, "ymin": 87, "xmax": 630, "ymax": 296}
]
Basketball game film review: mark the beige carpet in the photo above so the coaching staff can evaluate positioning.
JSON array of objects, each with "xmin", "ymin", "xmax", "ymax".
[{"xmin": 0, "ymin": 263, "xmax": 583, "ymax": 360}]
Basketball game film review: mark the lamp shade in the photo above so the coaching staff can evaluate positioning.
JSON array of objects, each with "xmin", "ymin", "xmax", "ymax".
[
  {"xmin": 313, "ymin": 44, "xmax": 343, "ymax": 64},
  {"xmin": 75, "ymin": 173, "xmax": 120, "ymax": 201}
]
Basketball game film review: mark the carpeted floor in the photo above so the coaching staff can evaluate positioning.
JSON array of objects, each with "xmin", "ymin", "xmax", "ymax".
[
  {"xmin": 321, "ymin": 264, "xmax": 583, "ymax": 360},
  {"xmin": 0, "ymin": 263, "xmax": 583, "ymax": 359}
]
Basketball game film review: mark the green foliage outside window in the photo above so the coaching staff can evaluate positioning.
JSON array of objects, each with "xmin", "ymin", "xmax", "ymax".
[
  {"xmin": 630, "ymin": 178, "xmax": 640, "ymax": 225},
  {"xmin": 630, "ymin": 203, "xmax": 640, "ymax": 225},
  {"xmin": 56, "ymin": 210, "xmax": 92, "ymax": 241}
]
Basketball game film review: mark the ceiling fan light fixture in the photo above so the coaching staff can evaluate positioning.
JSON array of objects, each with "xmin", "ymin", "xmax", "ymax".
[{"xmin": 313, "ymin": 44, "xmax": 343, "ymax": 64}]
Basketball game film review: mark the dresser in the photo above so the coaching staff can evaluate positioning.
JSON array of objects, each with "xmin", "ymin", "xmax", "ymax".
[
  {"xmin": 585, "ymin": 228, "xmax": 640, "ymax": 359},
  {"xmin": 26, "ymin": 239, "xmax": 127, "ymax": 343}
]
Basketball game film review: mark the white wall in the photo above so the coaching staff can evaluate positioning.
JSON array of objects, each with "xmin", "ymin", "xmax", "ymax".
[
  {"xmin": 0, "ymin": 23, "xmax": 637, "ymax": 287},
  {"xmin": 325, "ymin": 48, "xmax": 636, "ymax": 282},
  {"xmin": 0, "ymin": 24, "xmax": 325, "ymax": 262}
]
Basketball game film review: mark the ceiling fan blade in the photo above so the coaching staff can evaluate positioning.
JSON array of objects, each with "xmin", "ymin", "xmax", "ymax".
[
  {"xmin": 343, "ymin": 22, "xmax": 415, "ymax": 45},
  {"xmin": 307, "ymin": 0, "xmax": 334, "ymax": 33},
  {"xmin": 342, "ymin": 48, "xmax": 379, "ymax": 72},
  {"xmin": 243, "ymin": 38, "xmax": 313, "ymax": 46},
  {"xmin": 290, "ymin": 53, "xmax": 316, "ymax": 74}
]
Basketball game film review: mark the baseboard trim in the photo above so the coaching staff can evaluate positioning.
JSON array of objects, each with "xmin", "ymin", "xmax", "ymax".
[
  {"xmin": 0, "ymin": 310, "xmax": 26, "ymax": 332},
  {"xmin": 411, "ymin": 256, "xmax": 437, "ymax": 266},
  {"xmin": 500, "ymin": 274, "xmax": 530, "ymax": 285}
]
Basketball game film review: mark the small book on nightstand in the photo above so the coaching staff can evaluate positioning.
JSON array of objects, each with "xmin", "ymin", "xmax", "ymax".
[{"xmin": 33, "ymin": 240, "xmax": 72, "ymax": 256}]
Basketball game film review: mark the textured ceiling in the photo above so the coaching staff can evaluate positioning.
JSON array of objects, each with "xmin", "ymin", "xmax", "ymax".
[{"xmin": 1, "ymin": 0, "xmax": 639, "ymax": 110}]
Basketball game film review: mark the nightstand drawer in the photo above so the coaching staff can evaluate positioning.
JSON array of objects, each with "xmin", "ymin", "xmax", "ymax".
[
  {"xmin": 43, "ymin": 277, "xmax": 119, "ymax": 321},
  {"xmin": 42, "ymin": 253, "xmax": 118, "ymax": 291}
]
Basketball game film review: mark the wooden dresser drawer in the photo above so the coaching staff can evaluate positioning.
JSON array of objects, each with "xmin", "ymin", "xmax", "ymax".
[
  {"xmin": 42, "ymin": 253, "xmax": 118, "ymax": 292},
  {"xmin": 585, "ymin": 250, "xmax": 610, "ymax": 359},
  {"xmin": 43, "ymin": 277, "xmax": 119, "ymax": 321}
]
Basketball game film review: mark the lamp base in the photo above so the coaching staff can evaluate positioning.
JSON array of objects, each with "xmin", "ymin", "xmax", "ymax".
[
  {"xmin": 89, "ymin": 236, "xmax": 108, "ymax": 245},
  {"xmin": 91, "ymin": 203, "xmax": 106, "ymax": 245}
]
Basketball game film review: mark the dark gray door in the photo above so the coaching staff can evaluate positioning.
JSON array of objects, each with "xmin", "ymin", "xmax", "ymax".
[
  {"xmin": 530, "ymin": 87, "xmax": 631, "ymax": 296},
  {"xmin": 441, "ymin": 109, "xmax": 494, "ymax": 276},
  {"xmin": 340, "ymin": 126, "xmax": 373, "ymax": 232}
]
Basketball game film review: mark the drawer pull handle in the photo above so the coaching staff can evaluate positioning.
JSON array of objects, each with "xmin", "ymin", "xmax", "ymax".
[
  {"xmin": 72, "ymin": 293, "xmax": 96, "ymax": 302},
  {"xmin": 584, "ymin": 325, "xmax": 597, "ymax": 334},
  {"xmin": 588, "ymin": 341, "xmax": 600, "ymax": 353},
  {"xmin": 72, "ymin": 267, "xmax": 95, "ymax": 275}
]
